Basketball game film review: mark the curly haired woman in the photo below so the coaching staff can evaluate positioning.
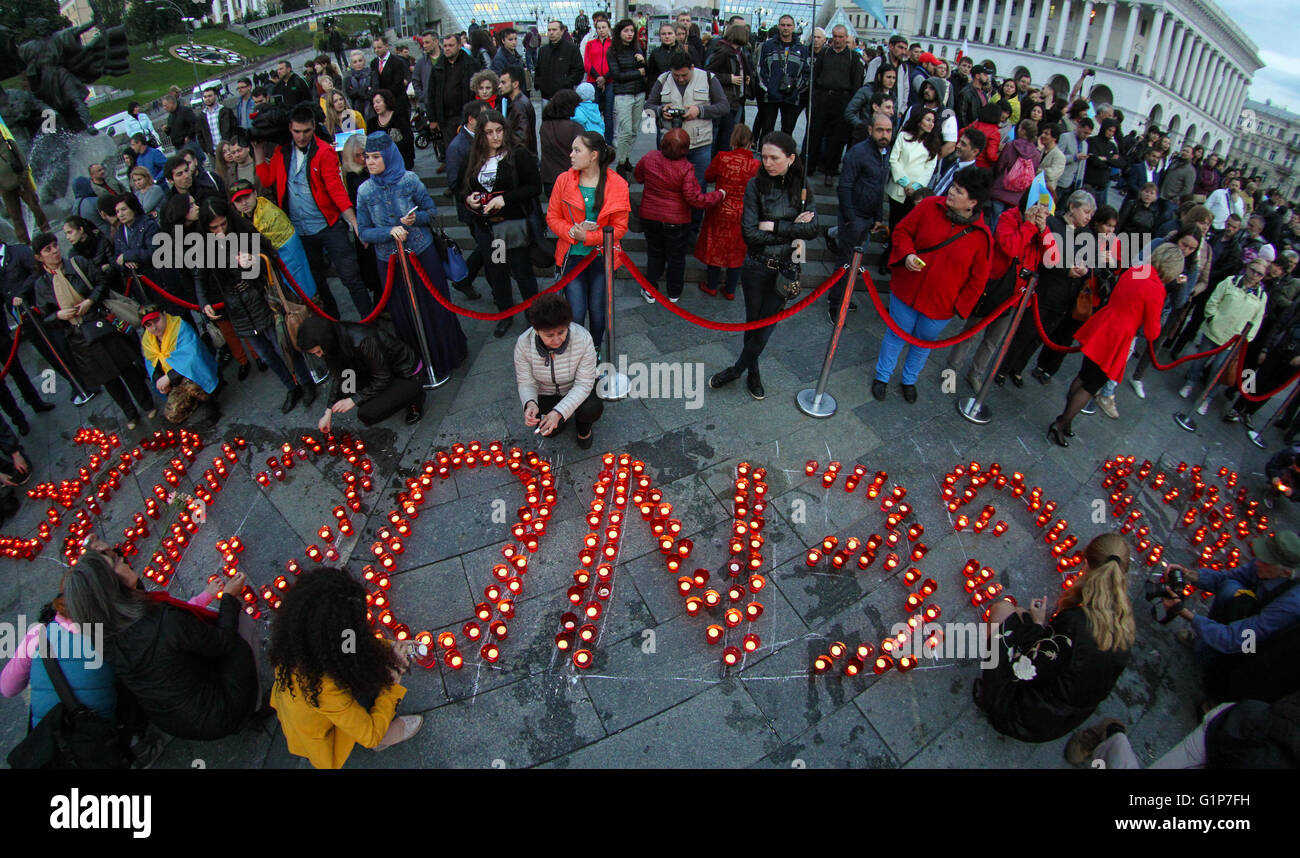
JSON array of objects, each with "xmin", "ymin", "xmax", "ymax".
[{"xmin": 270, "ymin": 567, "xmax": 422, "ymax": 768}]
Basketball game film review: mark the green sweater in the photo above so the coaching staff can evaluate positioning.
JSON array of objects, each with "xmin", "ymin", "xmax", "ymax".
[{"xmin": 1201, "ymin": 275, "xmax": 1268, "ymax": 345}]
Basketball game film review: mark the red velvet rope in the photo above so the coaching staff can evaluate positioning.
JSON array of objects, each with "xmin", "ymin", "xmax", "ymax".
[
  {"xmin": 1145, "ymin": 333, "xmax": 1240, "ymax": 371},
  {"xmin": 619, "ymin": 252, "xmax": 847, "ymax": 332},
  {"xmin": 1231, "ymin": 344, "xmax": 1300, "ymax": 403},
  {"xmin": 1028, "ymin": 294, "xmax": 1083, "ymax": 353},
  {"xmin": 408, "ymin": 250, "xmax": 599, "ymax": 321},
  {"xmin": 0, "ymin": 326, "xmax": 22, "ymax": 382},
  {"xmin": 271, "ymin": 254, "xmax": 394, "ymax": 325},
  {"xmin": 861, "ymin": 269, "xmax": 1026, "ymax": 349},
  {"xmin": 135, "ymin": 273, "xmax": 214, "ymax": 311}
]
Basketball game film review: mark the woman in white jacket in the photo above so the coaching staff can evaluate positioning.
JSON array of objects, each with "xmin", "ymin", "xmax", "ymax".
[
  {"xmin": 886, "ymin": 107, "xmax": 943, "ymax": 230},
  {"xmin": 513, "ymin": 293, "xmax": 604, "ymax": 449}
]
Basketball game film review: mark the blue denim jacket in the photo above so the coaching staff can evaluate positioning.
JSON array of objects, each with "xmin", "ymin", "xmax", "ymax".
[{"xmin": 355, "ymin": 171, "xmax": 437, "ymax": 262}]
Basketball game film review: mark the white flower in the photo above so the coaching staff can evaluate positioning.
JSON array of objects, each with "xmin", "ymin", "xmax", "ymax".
[{"xmin": 1012, "ymin": 656, "xmax": 1037, "ymax": 681}]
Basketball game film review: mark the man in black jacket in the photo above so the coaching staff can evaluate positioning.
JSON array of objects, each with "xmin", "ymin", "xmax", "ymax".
[
  {"xmin": 430, "ymin": 33, "xmax": 479, "ymax": 131},
  {"xmin": 269, "ymin": 60, "xmax": 312, "ymax": 108},
  {"xmin": 371, "ymin": 36, "xmax": 411, "ymax": 112},
  {"xmin": 161, "ymin": 94, "xmax": 198, "ymax": 148},
  {"xmin": 955, "ymin": 63, "xmax": 991, "ymax": 129},
  {"xmin": 499, "ymin": 69, "xmax": 537, "ymax": 155},
  {"xmin": 536, "ymin": 20, "xmax": 584, "ymax": 100},
  {"xmin": 297, "ymin": 316, "xmax": 423, "ymax": 429},
  {"xmin": 828, "ymin": 113, "xmax": 893, "ymax": 320},
  {"xmin": 806, "ymin": 25, "xmax": 863, "ymax": 179}
]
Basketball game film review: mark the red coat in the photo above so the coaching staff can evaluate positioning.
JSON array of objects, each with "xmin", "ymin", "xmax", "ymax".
[
  {"xmin": 962, "ymin": 121, "xmax": 1001, "ymax": 169},
  {"xmin": 694, "ymin": 150, "xmax": 759, "ymax": 268},
  {"xmin": 1074, "ymin": 264, "xmax": 1164, "ymax": 381},
  {"xmin": 888, "ymin": 196, "xmax": 992, "ymax": 320},
  {"xmin": 634, "ymin": 150, "xmax": 723, "ymax": 225},
  {"xmin": 989, "ymin": 207, "xmax": 1051, "ymax": 282},
  {"xmin": 255, "ymin": 135, "xmax": 354, "ymax": 228}
]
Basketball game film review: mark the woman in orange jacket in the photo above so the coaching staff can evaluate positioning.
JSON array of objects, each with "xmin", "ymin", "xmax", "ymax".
[
  {"xmin": 270, "ymin": 567, "xmax": 422, "ymax": 768},
  {"xmin": 546, "ymin": 131, "xmax": 631, "ymax": 350}
]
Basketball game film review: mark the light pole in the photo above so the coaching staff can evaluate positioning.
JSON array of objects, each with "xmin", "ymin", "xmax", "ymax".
[{"xmin": 149, "ymin": 0, "xmax": 201, "ymax": 87}]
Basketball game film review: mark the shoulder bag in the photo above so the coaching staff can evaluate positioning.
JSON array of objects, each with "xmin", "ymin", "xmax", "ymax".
[{"xmin": 69, "ymin": 257, "xmax": 142, "ymax": 330}]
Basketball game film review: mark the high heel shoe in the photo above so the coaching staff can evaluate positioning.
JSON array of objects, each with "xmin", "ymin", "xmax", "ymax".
[{"xmin": 1046, "ymin": 423, "xmax": 1069, "ymax": 448}]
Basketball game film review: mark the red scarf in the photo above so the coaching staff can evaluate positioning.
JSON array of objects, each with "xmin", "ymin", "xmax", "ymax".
[
  {"xmin": 147, "ymin": 591, "xmax": 220, "ymax": 625},
  {"xmin": 477, "ymin": 94, "xmax": 499, "ymax": 110}
]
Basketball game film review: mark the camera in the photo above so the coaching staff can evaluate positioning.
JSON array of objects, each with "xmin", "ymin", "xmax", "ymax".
[
  {"xmin": 1143, "ymin": 565, "xmax": 1187, "ymax": 624},
  {"xmin": 662, "ymin": 106, "xmax": 685, "ymax": 128}
]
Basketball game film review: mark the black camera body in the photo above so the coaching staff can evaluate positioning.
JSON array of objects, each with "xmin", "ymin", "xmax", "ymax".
[
  {"xmin": 1144, "ymin": 566, "xmax": 1187, "ymax": 624},
  {"xmin": 662, "ymin": 106, "xmax": 685, "ymax": 128}
]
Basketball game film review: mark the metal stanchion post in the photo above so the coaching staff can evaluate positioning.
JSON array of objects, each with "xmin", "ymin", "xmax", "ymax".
[
  {"xmin": 597, "ymin": 226, "xmax": 629, "ymax": 401},
  {"xmin": 796, "ymin": 251, "xmax": 862, "ymax": 417},
  {"xmin": 393, "ymin": 241, "xmax": 447, "ymax": 390},
  {"xmin": 1248, "ymin": 377, "xmax": 1300, "ymax": 449},
  {"xmin": 1174, "ymin": 323, "xmax": 1250, "ymax": 433},
  {"xmin": 957, "ymin": 271, "xmax": 1038, "ymax": 425},
  {"xmin": 19, "ymin": 306, "xmax": 95, "ymax": 405}
]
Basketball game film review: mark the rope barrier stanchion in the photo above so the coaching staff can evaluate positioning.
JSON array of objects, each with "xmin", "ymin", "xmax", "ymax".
[
  {"xmin": 20, "ymin": 306, "xmax": 95, "ymax": 406},
  {"xmin": 1174, "ymin": 322, "xmax": 1251, "ymax": 433},
  {"xmin": 0, "ymin": 326, "xmax": 22, "ymax": 382},
  {"xmin": 1028, "ymin": 293, "xmax": 1082, "ymax": 353},
  {"xmin": 1249, "ymin": 378, "xmax": 1300, "ymax": 449},
  {"xmin": 1145, "ymin": 334, "xmax": 1238, "ymax": 371},
  {"xmin": 796, "ymin": 248, "xmax": 864, "ymax": 418},
  {"xmin": 393, "ymin": 239, "xmax": 447, "ymax": 390},
  {"xmin": 958, "ymin": 271, "xmax": 1039, "ymax": 425},
  {"xmin": 597, "ymin": 226, "xmax": 628, "ymax": 402},
  {"xmin": 272, "ymin": 253, "xmax": 395, "ymax": 326},
  {"xmin": 135, "ymin": 273, "xmax": 211, "ymax": 312}
]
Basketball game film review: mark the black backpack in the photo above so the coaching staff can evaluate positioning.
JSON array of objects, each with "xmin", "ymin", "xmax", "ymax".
[{"xmin": 7, "ymin": 634, "xmax": 133, "ymax": 770}]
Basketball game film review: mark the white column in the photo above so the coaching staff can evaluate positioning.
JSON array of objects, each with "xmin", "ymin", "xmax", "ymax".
[
  {"xmin": 226, "ymin": 0, "xmax": 235, "ymax": 24},
  {"xmin": 1232, "ymin": 77, "xmax": 1249, "ymax": 122},
  {"xmin": 1094, "ymin": 1, "xmax": 1116, "ymax": 64},
  {"xmin": 1052, "ymin": 0, "xmax": 1073, "ymax": 56},
  {"xmin": 1141, "ymin": 7, "xmax": 1165, "ymax": 76},
  {"xmin": 1001, "ymin": 0, "xmax": 1016, "ymax": 45},
  {"xmin": 1197, "ymin": 54, "xmax": 1220, "ymax": 111},
  {"xmin": 1118, "ymin": 2, "xmax": 1140, "ymax": 72},
  {"xmin": 951, "ymin": 0, "xmax": 967, "ymax": 39},
  {"xmin": 1213, "ymin": 66, "xmax": 1236, "ymax": 119},
  {"xmin": 1155, "ymin": 20, "xmax": 1179, "ymax": 83},
  {"xmin": 1035, "ymin": 0, "xmax": 1055, "ymax": 54},
  {"xmin": 967, "ymin": 0, "xmax": 982, "ymax": 40},
  {"xmin": 1162, "ymin": 25, "xmax": 1187, "ymax": 87},
  {"xmin": 1186, "ymin": 40, "xmax": 1207, "ymax": 100},
  {"xmin": 1017, "ymin": 0, "xmax": 1033, "ymax": 50},
  {"xmin": 1172, "ymin": 35, "xmax": 1197, "ymax": 95},
  {"xmin": 1073, "ymin": 0, "xmax": 1093, "ymax": 59},
  {"xmin": 983, "ymin": 0, "xmax": 996, "ymax": 42},
  {"xmin": 939, "ymin": 0, "xmax": 951, "ymax": 38}
]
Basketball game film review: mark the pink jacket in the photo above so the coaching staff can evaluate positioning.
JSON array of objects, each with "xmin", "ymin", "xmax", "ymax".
[{"xmin": 633, "ymin": 151, "xmax": 722, "ymax": 225}]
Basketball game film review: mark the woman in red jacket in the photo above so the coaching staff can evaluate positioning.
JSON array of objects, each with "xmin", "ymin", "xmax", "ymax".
[
  {"xmin": 633, "ymin": 128, "xmax": 724, "ymax": 303},
  {"xmin": 695, "ymin": 124, "xmax": 760, "ymax": 299},
  {"xmin": 1047, "ymin": 242, "xmax": 1182, "ymax": 447},
  {"xmin": 872, "ymin": 165, "xmax": 993, "ymax": 404}
]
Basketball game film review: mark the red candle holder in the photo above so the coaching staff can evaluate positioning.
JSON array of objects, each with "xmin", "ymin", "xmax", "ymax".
[
  {"xmin": 872, "ymin": 655, "xmax": 893, "ymax": 675},
  {"xmin": 744, "ymin": 602, "xmax": 763, "ymax": 621},
  {"xmin": 813, "ymin": 655, "xmax": 833, "ymax": 674},
  {"xmin": 722, "ymin": 646, "xmax": 742, "ymax": 667},
  {"xmin": 742, "ymin": 633, "xmax": 761, "ymax": 653}
]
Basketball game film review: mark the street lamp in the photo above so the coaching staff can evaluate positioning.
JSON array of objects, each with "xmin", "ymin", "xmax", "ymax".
[{"xmin": 148, "ymin": 0, "xmax": 201, "ymax": 87}]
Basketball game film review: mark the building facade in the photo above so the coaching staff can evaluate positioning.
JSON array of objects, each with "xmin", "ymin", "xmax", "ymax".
[{"xmin": 1227, "ymin": 99, "xmax": 1300, "ymax": 199}]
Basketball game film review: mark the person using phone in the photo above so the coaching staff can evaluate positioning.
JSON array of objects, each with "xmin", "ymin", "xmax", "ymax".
[{"xmin": 974, "ymin": 533, "xmax": 1134, "ymax": 744}]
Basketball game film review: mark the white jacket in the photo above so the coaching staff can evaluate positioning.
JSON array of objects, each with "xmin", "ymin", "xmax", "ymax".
[
  {"xmin": 1206, "ymin": 188, "xmax": 1245, "ymax": 230},
  {"xmin": 886, "ymin": 134, "xmax": 938, "ymax": 203},
  {"xmin": 513, "ymin": 323, "xmax": 598, "ymax": 420}
]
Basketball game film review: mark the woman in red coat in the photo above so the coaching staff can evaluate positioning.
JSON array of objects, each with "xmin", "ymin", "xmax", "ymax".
[
  {"xmin": 634, "ymin": 128, "xmax": 724, "ymax": 303},
  {"xmin": 695, "ymin": 124, "xmax": 760, "ymax": 299},
  {"xmin": 872, "ymin": 166, "xmax": 993, "ymax": 404},
  {"xmin": 1047, "ymin": 243, "xmax": 1183, "ymax": 446}
]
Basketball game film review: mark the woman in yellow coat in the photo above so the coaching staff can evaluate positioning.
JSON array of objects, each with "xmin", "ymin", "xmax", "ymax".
[{"xmin": 270, "ymin": 567, "xmax": 423, "ymax": 768}]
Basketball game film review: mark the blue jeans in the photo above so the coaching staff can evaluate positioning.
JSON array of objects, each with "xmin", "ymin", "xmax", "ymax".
[
  {"xmin": 299, "ymin": 220, "xmax": 374, "ymax": 319},
  {"xmin": 244, "ymin": 330, "xmax": 309, "ymax": 391},
  {"xmin": 562, "ymin": 253, "xmax": 607, "ymax": 351},
  {"xmin": 712, "ymin": 104, "xmax": 740, "ymax": 157},
  {"xmin": 685, "ymin": 146, "xmax": 711, "ymax": 240},
  {"xmin": 874, "ymin": 294, "xmax": 951, "ymax": 385}
]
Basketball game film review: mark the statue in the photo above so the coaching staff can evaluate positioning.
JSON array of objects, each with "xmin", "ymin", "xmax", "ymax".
[{"xmin": 0, "ymin": 17, "xmax": 131, "ymax": 133}]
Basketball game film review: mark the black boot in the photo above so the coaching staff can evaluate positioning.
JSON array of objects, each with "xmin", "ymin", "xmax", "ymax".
[
  {"xmin": 301, "ymin": 381, "xmax": 317, "ymax": 409},
  {"xmin": 405, "ymin": 391, "xmax": 424, "ymax": 425},
  {"xmin": 708, "ymin": 366, "xmax": 743, "ymax": 389},
  {"xmin": 281, "ymin": 386, "xmax": 303, "ymax": 414},
  {"xmin": 29, "ymin": 399, "xmax": 55, "ymax": 413},
  {"xmin": 746, "ymin": 370, "xmax": 765, "ymax": 400},
  {"xmin": 237, "ymin": 362, "xmax": 251, "ymax": 381}
]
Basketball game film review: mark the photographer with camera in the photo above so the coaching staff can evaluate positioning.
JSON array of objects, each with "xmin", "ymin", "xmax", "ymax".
[
  {"xmin": 647, "ymin": 51, "xmax": 732, "ymax": 234},
  {"xmin": 1158, "ymin": 531, "xmax": 1300, "ymax": 705}
]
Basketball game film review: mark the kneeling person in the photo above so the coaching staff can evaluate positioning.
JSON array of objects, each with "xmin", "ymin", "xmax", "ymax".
[
  {"xmin": 513, "ymin": 294, "xmax": 603, "ymax": 449},
  {"xmin": 140, "ymin": 306, "xmax": 221, "ymax": 426},
  {"xmin": 297, "ymin": 316, "xmax": 424, "ymax": 433}
]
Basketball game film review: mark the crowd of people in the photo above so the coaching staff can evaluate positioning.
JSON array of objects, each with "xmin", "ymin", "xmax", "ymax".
[{"xmin": 1, "ymin": 12, "xmax": 1299, "ymax": 770}]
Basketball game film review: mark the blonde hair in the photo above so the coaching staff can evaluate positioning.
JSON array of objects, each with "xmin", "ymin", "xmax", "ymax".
[
  {"xmin": 1057, "ymin": 533, "xmax": 1135, "ymax": 652},
  {"xmin": 340, "ymin": 133, "xmax": 366, "ymax": 175},
  {"xmin": 1149, "ymin": 242, "xmax": 1186, "ymax": 283},
  {"xmin": 129, "ymin": 166, "xmax": 153, "ymax": 186}
]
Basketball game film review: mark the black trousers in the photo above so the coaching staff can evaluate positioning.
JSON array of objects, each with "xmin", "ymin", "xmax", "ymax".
[
  {"xmin": 357, "ymin": 375, "xmax": 422, "ymax": 425},
  {"xmin": 735, "ymin": 258, "xmax": 785, "ymax": 373},
  {"xmin": 1004, "ymin": 302, "xmax": 1070, "ymax": 378},
  {"xmin": 1171, "ymin": 287, "xmax": 1214, "ymax": 356},
  {"xmin": 538, "ymin": 390, "xmax": 603, "ymax": 436},
  {"xmin": 1035, "ymin": 316, "xmax": 1084, "ymax": 376},
  {"xmin": 756, "ymin": 101, "xmax": 803, "ymax": 139},
  {"xmin": 806, "ymin": 90, "xmax": 851, "ymax": 175},
  {"xmin": 644, "ymin": 219, "xmax": 689, "ymax": 300}
]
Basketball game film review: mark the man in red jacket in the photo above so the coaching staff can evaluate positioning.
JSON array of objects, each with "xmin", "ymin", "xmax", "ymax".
[
  {"xmin": 872, "ymin": 166, "xmax": 993, "ymax": 403},
  {"xmin": 254, "ymin": 106, "xmax": 370, "ymax": 318}
]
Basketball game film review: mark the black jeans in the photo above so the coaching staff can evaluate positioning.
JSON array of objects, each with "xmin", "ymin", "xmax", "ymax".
[
  {"xmin": 357, "ymin": 375, "xmax": 422, "ymax": 424},
  {"xmin": 103, "ymin": 368, "xmax": 155, "ymax": 422},
  {"xmin": 806, "ymin": 90, "xmax": 851, "ymax": 175},
  {"xmin": 757, "ymin": 101, "xmax": 802, "ymax": 138},
  {"xmin": 1229, "ymin": 350, "xmax": 1299, "ymax": 416},
  {"xmin": 644, "ymin": 219, "xmax": 690, "ymax": 300},
  {"xmin": 1004, "ymin": 301, "xmax": 1070, "ymax": 378},
  {"xmin": 473, "ymin": 223, "xmax": 538, "ymax": 311},
  {"xmin": 299, "ymin": 220, "xmax": 374, "ymax": 319},
  {"xmin": 538, "ymin": 390, "xmax": 603, "ymax": 436},
  {"xmin": 734, "ymin": 258, "xmax": 785, "ymax": 373}
]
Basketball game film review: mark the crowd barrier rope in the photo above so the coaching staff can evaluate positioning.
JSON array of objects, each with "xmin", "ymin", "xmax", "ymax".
[
  {"xmin": 861, "ymin": 270, "xmax": 1025, "ymax": 349},
  {"xmin": 270, "ymin": 254, "xmax": 394, "ymax": 326},
  {"xmin": 0, "ymin": 327, "xmax": 22, "ymax": 382},
  {"xmin": 410, "ymin": 250, "xmax": 599, "ymax": 322}
]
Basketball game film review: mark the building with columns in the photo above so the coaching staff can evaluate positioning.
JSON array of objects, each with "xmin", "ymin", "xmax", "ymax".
[
  {"xmin": 834, "ymin": 0, "xmax": 1261, "ymax": 157},
  {"xmin": 209, "ymin": 0, "xmax": 270, "ymax": 24},
  {"xmin": 1226, "ymin": 99, "xmax": 1300, "ymax": 200}
]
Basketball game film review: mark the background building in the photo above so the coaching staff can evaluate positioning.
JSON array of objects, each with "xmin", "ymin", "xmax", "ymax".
[{"xmin": 1227, "ymin": 98, "xmax": 1300, "ymax": 199}]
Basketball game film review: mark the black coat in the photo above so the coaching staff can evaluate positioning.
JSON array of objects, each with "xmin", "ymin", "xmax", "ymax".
[
  {"xmin": 32, "ymin": 255, "xmax": 144, "ymax": 388},
  {"xmin": 1036, "ymin": 215, "xmax": 1091, "ymax": 312},
  {"xmin": 741, "ymin": 173, "xmax": 820, "ymax": 263},
  {"xmin": 837, "ymin": 139, "xmax": 890, "ymax": 246},
  {"xmin": 105, "ymin": 598, "xmax": 258, "ymax": 741},
  {"xmin": 164, "ymin": 105, "xmax": 199, "ymax": 147},
  {"xmin": 1205, "ymin": 691, "xmax": 1300, "ymax": 768},
  {"xmin": 462, "ymin": 148, "xmax": 543, "ymax": 224},
  {"xmin": 955, "ymin": 83, "xmax": 987, "ymax": 129},
  {"xmin": 194, "ymin": 236, "xmax": 281, "ymax": 340},
  {"xmin": 371, "ymin": 53, "xmax": 411, "ymax": 112},
  {"xmin": 430, "ymin": 51, "xmax": 479, "ymax": 128},
  {"xmin": 607, "ymin": 44, "xmax": 646, "ymax": 96},
  {"xmin": 324, "ymin": 321, "xmax": 418, "ymax": 406},
  {"xmin": 536, "ymin": 39, "xmax": 584, "ymax": 99},
  {"xmin": 978, "ymin": 606, "xmax": 1129, "ymax": 743},
  {"xmin": 0, "ymin": 243, "xmax": 39, "ymax": 303},
  {"xmin": 271, "ymin": 74, "xmax": 312, "ymax": 109},
  {"xmin": 646, "ymin": 45, "xmax": 677, "ymax": 89}
]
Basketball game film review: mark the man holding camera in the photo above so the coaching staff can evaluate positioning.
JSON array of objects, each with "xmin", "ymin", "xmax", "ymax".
[
  {"xmin": 1162, "ymin": 531, "xmax": 1300, "ymax": 704},
  {"xmin": 647, "ymin": 52, "xmax": 731, "ymax": 194}
]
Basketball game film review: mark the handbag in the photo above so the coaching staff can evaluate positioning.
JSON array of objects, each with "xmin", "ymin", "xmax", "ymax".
[
  {"xmin": 527, "ymin": 201, "xmax": 557, "ymax": 271},
  {"xmin": 490, "ymin": 218, "xmax": 532, "ymax": 250},
  {"xmin": 264, "ymin": 261, "xmax": 310, "ymax": 349},
  {"xmin": 972, "ymin": 259, "xmax": 1020, "ymax": 320},
  {"xmin": 1072, "ymin": 278, "xmax": 1097, "ymax": 321},
  {"xmin": 7, "ymin": 629, "xmax": 133, "ymax": 770},
  {"xmin": 67, "ymin": 258, "xmax": 140, "ymax": 334},
  {"xmin": 430, "ymin": 227, "xmax": 469, "ymax": 283}
]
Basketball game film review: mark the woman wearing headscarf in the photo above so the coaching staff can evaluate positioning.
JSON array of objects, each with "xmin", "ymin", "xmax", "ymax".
[
  {"xmin": 297, "ymin": 315, "xmax": 424, "ymax": 432},
  {"xmin": 355, "ymin": 131, "xmax": 468, "ymax": 382}
]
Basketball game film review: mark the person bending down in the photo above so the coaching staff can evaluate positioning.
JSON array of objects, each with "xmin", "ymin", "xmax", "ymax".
[
  {"xmin": 512, "ymin": 293, "xmax": 603, "ymax": 449},
  {"xmin": 296, "ymin": 316, "xmax": 425, "ymax": 434},
  {"xmin": 139, "ymin": 306, "xmax": 221, "ymax": 427}
]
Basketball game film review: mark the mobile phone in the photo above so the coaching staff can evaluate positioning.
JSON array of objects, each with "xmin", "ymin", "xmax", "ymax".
[
  {"xmin": 581, "ymin": 220, "xmax": 598, "ymax": 230},
  {"xmin": 404, "ymin": 205, "xmax": 418, "ymax": 218},
  {"xmin": 915, "ymin": 257, "xmax": 927, "ymax": 268}
]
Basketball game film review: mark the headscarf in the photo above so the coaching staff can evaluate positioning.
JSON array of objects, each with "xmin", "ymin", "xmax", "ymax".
[
  {"xmin": 363, "ymin": 131, "xmax": 406, "ymax": 187},
  {"xmin": 296, "ymin": 315, "xmax": 342, "ymax": 355}
]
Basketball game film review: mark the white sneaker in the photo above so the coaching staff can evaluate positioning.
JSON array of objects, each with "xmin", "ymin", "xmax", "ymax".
[
  {"xmin": 1096, "ymin": 395, "xmax": 1120, "ymax": 419},
  {"xmin": 1129, "ymin": 378, "xmax": 1146, "ymax": 399},
  {"xmin": 669, "ymin": 296, "xmax": 680, "ymax": 303},
  {"xmin": 641, "ymin": 289, "xmax": 656, "ymax": 304},
  {"xmin": 1179, "ymin": 383, "xmax": 1194, "ymax": 399},
  {"xmin": 1197, "ymin": 398, "xmax": 1210, "ymax": 416}
]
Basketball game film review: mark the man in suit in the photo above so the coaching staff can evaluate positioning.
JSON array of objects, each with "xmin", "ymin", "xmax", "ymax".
[
  {"xmin": 1126, "ymin": 146, "xmax": 1163, "ymax": 197},
  {"xmin": 196, "ymin": 86, "xmax": 237, "ymax": 159},
  {"xmin": 372, "ymin": 36, "xmax": 410, "ymax": 112}
]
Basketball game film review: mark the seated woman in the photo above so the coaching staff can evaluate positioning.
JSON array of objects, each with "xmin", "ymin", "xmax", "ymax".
[
  {"xmin": 512, "ymin": 293, "xmax": 603, "ymax": 449},
  {"xmin": 296, "ymin": 315, "xmax": 424, "ymax": 432},
  {"xmin": 270, "ymin": 566, "xmax": 422, "ymax": 768},
  {"xmin": 974, "ymin": 533, "xmax": 1134, "ymax": 743},
  {"xmin": 140, "ymin": 305, "xmax": 221, "ymax": 427}
]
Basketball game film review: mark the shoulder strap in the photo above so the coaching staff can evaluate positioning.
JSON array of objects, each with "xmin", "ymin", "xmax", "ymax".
[
  {"xmin": 36, "ymin": 627, "xmax": 82, "ymax": 711},
  {"xmin": 915, "ymin": 225, "xmax": 976, "ymax": 255},
  {"xmin": 67, "ymin": 257, "xmax": 93, "ymax": 293},
  {"xmin": 1259, "ymin": 578, "xmax": 1300, "ymax": 611}
]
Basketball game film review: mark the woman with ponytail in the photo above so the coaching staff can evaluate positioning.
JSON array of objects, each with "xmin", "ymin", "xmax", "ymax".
[
  {"xmin": 974, "ymin": 533, "xmax": 1135, "ymax": 743},
  {"xmin": 546, "ymin": 131, "xmax": 630, "ymax": 350}
]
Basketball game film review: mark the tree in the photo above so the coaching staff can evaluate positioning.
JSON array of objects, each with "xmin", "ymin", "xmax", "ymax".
[
  {"xmin": 88, "ymin": 0, "xmax": 124, "ymax": 27},
  {"xmin": 0, "ymin": 0, "xmax": 71, "ymax": 43},
  {"xmin": 282, "ymin": 0, "xmax": 309, "ymax": 11},
  {"xmin": 125, "ymin": 0, "xmax": 180, "ymax": 51}
]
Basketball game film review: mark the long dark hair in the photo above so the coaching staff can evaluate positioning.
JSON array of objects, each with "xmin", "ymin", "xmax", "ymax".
[
  {"xmin": 612, "ymin": 18, "xmax": 637, "ymax": 51},
  {"xmin": 755, "ymin": 131, "xmax": 806, "ymax": 208},
  {"xmin": 901, "ymin": 107, "xmax": 944, "ymax": 160},
  {"xmin": 269, "ymin": 566, "xmax": 401, "ymax": 709},
  {"xmin": 161, "ymin": 192, "xmax": 194, "ymax": 232},
  {"xmin": 542, "ymin": 89, "xmax": 580, "ymax": 121},
  {"xmin": 575, "ymin": 130, "xmax": 615, "ymax": 212},
  {"xmin": 199, "ymin": 197, "xmax": 258, "ymax": 238},
  {"xmin": 462, "ymin": 108, "xmax": 515, "ymax": 196}
]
